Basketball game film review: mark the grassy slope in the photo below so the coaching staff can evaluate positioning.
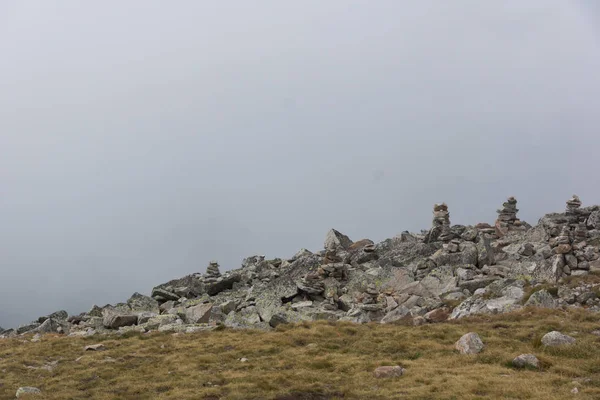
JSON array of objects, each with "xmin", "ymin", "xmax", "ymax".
[{"xmin": 1, "ymin": 308, "xmax": 600, "ymax": 400}]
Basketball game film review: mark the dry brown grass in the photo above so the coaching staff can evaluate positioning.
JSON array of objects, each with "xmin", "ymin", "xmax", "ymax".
[{"xmin": 2, "ymin": 308, "xmax": 600, "ymax": 399}]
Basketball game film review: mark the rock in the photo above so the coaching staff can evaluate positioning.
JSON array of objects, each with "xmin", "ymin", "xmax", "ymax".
[
  {"xmin": 555, "ymin": 244, "xmax": 572, "ymax": 254},
  {"xmin": 380, "ymin": 306, "xmax": 412, "ymax": 324},
  {"xmin": 30, "ymin": 318, "xmax": 63, "ymax": 334},
  {"xmin": 37, "ymin": 310, "xmax": 68, "ymax": 323},
  {"xmin": 205, "ymin": 274, "xmax": 242, "ymax": 296},
  {"xmin": 420, "ymin": 266, "xmax": 458, "ymax": 297},
  {"xmin": 220, "ymin": 300, "xmax": 237, "ymax": 315},
  {"xmin": 541, "ymin": 331, "xmax": 576, "ymax": 346},
  {"xmin": 185, "ymin": 303, "xmax": 213, "ymax": 324},
  {"xmin": 16, "ymin": 387, "xmax": 41, "ymax": 398},
  {"xmin": 525, "ymin": 289, "xmax": 556, "ymax": 308},
  {"xmin": 512, "ymin": 354, "xmax": 540, "ymax": 369},
  {"xmin": 455, "ymin": 332, "xmax": 484, "ymax": 354},
  {"xmin": 136, "ymin": 312, "xmax": 158, "ymax": 325},
  {"xmin": 324, "ymin": 229, "xmax": 353, "ymax": 252},
  {"xmin": 373, "ymin": 365, "xmax": 405, "ymax": 378},
  {"xmin": 127, "ymin": 292, "xmax": 160, "ymax": 312},
  {"xmin": 144, "ymin": 315, "xmax": 179, "ymax": 330},
  {"xmin": 102, "ymin": 309, "xmax": 138, "ymax": 329},
  {"xmin": 424, "ymin": 308, "xmax": 450, "ymax": 323},
  {"xmin": 151, "ymin": 287, "xmax": 180, "ymax": 302},
  {"xmin": 459, "ymin": 278, "xmax": 498, "ymax": 294},
  {"xmin": 519, "ymin": 243, "xmax": 536, "ymax": 257},
  {"xmin": 84, "ymin": 344, "xmax": 106, "ymax": 351},
  {"xmin": 17, "ymin": 323, "xmax": 41, "ymax": 335}
]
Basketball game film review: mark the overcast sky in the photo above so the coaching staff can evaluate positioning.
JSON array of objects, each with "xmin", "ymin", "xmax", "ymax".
[{"xmin": 1, "ymin": 1, "xmax": 600, "ymax": 328}]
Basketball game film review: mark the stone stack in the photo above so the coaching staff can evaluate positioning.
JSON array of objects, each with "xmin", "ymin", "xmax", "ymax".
[
  {"xmin": 553, "ymin": 227, "xmax": 572, "ymax": 254},
  {"xmin": 427, "ymin": 203, "xmax": 452, "ymax": 243},
  {"xmin": 297, "ymin": 272, "xmax": 325, "ymax": 295},
  {"xmin": 574, "ymin": 223, "xmax": 588, "ymax": 243},
  {"xmin": 318, "ymin": 263, "xmax": 348, "ymax": 280},
  {"xmin": 204, "ymin": 261, "xmax": 222, "ymax": 283},
  {"xmin": 495, "ymin": 197, "xmax": 525, "ymax": 237},
  {"xmin": 566, "ymin": 195, "xmax": 582, "ymax": 215},
  {"xmin": 360, "ymin": 284, "xmax": 383, "ymax": 311}
]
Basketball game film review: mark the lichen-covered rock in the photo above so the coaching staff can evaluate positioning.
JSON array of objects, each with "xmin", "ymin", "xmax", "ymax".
[
  {"xmin": 455, "ymin": 332, "xmax": 484, "ymax": 354},
  {"xmin": 127, "ymin": 292, "xmax": 159, "ymax": 312},
  {"xmin": 541, "ymin": 331, "xmax": 576, "ymax": 346},
  {"xmin": 185, "ymin": 303, "xmax": 213, "ymax": 324},
  {"xmin": 102, "ymin": 309, "xmax": 138, "ymax": 329},
  {"xmin": 512, "ymin": 354, "xmax": 539, "ymax": 369},
  {"xmin": 525, "ymin": 289, "xmax": 556, "ymax": 308}
]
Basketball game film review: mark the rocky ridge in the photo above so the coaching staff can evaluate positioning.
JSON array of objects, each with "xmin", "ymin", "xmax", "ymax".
[{"xmin": 3, "ymin": 195, "xmax": 600, "ymax": 339}]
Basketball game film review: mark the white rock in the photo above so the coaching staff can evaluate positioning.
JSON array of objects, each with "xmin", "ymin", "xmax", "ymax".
[
  {"xmin": 455, "ymin": 332, "xmax": 484, "ymax": 354},
  {"xmin": 541, "ymin": 331, "xmax": 576, "ymax": 346}
]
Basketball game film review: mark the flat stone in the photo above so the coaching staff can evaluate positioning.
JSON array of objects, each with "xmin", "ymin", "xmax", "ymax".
[
  {"xmin": 16, "ymin": 387, "xmax": 41, "ymax": 398},
  {"xmin": 84, "ymin": 344, "xmax": 107, "ymax": 351}
]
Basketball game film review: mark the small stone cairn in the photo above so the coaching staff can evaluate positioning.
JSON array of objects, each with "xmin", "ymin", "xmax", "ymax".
[
  {"xmin": 495, "ymin": 196, "xmax": 525, "ymax": 237},
  {"xmin": 427, "ymin": 203, "xmax": 453, "ymax": 243},
  {"xmin": 204, "ymin": 261, "xmax": 222, "ymax": 283},
  {"xmin": 360, "ymin": 283, "xmax": 384, "ymax": 311},
  {"xmin": 566, "ymin": 195, "xmax": 582, "ymax": 215},
  {"xmin": 297, "ymin": 272, "xmax": 325, "ymax": 295}
]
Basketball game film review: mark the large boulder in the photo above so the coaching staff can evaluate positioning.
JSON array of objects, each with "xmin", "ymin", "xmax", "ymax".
[
  {"xmin": 255, "ymin": 276, "xmax": 299, "ymax": 323},
  {"xmin": 127, "ymin": 292, "xmax": 160, "ymax": 312},
  {"xmin": 324, "ymin": 229, "xmax": 353, "ymax": 252},
  {"xmin": 430, "ymin": 242, "xmax": 478, "ymax": 267},
  {"xmin": 205, "ymin": 274, "xmax": 242, "ymax": 296},
  {"xmin": 525, "ymin": 289, "xmax": 556, "ymax": 308},
  {"xmin": 151, "ymin": 287, "xmax": 180, "ymax": 302},
  {"xmin": 30, "ymin": 318, "xmax": 65, "ymax": 334},
  {"xmin": 512, "ymin": 354, "xmax": 540, "ymax": 369},
  {"xmin": 455, "ymin": 332, "xmax": 484, "ymax": 354},
  {"xmin": 541, "ymin": 331, "xmax": 576, "ymax": 346},
  {"xmin": 37, "ymin": 310, "xmax": 68, "ymax": 324},
  {"xmin": 102, "ymin": 309, "xmax": 138, "ymax": 329},
  {"xmin": 534, "ymin": 255, "xmax": 565, "ymax": 282},
  {"xmin": 185, "ymin": 303, "xmax": 213, "ymax": 324},
  {"xmin": 420, "ymin": 266, "xmax": 458, "ymax": 297},
  {"xmin": 16, "ymin": 322, "xmax": 41, "ymax": 335}
]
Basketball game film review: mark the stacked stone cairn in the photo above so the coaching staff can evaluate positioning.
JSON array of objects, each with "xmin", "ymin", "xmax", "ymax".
[
  {"xmin": 204, "ymin": 261, "xmax": 222, "ymax": 283},
  {"xmin": 360, "ymin": 283, "xmax": 384, "ymax": 311},
  {"xmin": 566, "ymin": 195, "xmax": 582, "ymax": 215},
  {"xmin": 557, "ymin": 196, "xmax": 598, "ymax": 276},
  {"xmin": 495, "ymin": 196, "xmax": 525, "ymax": 237},
  {"xmin": 318, "ymin": 262, "xmax": 347, "ymax": 280},
  {"xmin": 297, "ymin": 272, "xmax": 325, "ymax": 295},
  {"xmin": 427, "ymin": 203, "xmax": 452, "ymax": 243}
]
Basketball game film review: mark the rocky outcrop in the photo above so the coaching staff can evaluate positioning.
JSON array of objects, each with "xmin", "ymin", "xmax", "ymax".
[{"xmin": 4, "ymin": 194, "xmax": 600, "ymax": 339}]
